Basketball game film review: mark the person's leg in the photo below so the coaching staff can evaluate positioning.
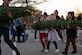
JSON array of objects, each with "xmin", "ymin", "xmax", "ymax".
[
  {"xmin": 53, "ymin": 41, "xmax": 59, "ymax": 52},
  {"xmin": 16, "ymin": 26, "xmax": 22, "ymax": 42},
  {"xmin": 65, "ymin": 38, "xmax": 70, "ymax": 52},
  {"xmin": 40, "ymin": 37, "xmax": 45, "ymax": 49},
  {"xmin": 44, "ymin": 41, "xmax": 50, "ymax": 53},
  {"xmin": 0, "ymin": 27, "xmax": 4, "ymax": 55},
  {"xmin": 34, "ymin": 30, "xmax": 37, "ymax": 39},
  {"xmin": 53, "ymin": 41, "xmax": 58, "ymax": 49},
  {"xmin": 0, "ymin": 38, "xmax": 1, "ymax": 55},
  {"xmin": 62, "ymin": 38, "xmax": 70, "ymax": 55},
  {"xmin": 40, "ymin": 33, "xmax": 47, "ymax": 52},
  {"xmin": 0, "ymin": 39, "xmax": 1, "ymax": 55},
  {"xmin": 3, "ymin": 28, "xmax": 20, "ymax": 55},
  {"xmin": 12, "ymin": 35, "xmax": 16, "ymax": 42},
  {"xmin": 71, "ymin": 38, "xmax": 77, "ymax": 54},
  {"xmin": 47, "ymin": 41, "xmax": 50, "ymax": 50},
  {"xmin": 21, "ymin": 29, "xmax": 26, "ymax": 42},
  {"xmin": 45, "ymin": 38, "xmax": 48, "ymax": 46},
  {"xmin": 56, "ymin": 29, "xmax": 63, "ymax": 41}
]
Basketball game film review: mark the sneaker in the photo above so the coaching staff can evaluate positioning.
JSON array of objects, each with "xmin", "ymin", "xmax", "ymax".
[
  {"xmin": 62, "ymin": 51, "xmax": 67, "ymax": 55},
  {"xmin": 54, "ymin": 49, "xmax": 59, "ymax": 52},
  {"xmin": 35, "ymin": 39, "xmax": 39, "ymax": 41},
  {"xmin": 64, "ymin": 40, "xmax": 66, "ymax": 42},
  {"xmin": 41, "ymin": 49, "xmax": 45, "ymax": 52},
  {"xmin": 44, "ymin": 49, "xmax": 48, "ymax": 53},
  {"xmin": 71, "ymin": 50, "xmax": 77, "ymax": 54}
]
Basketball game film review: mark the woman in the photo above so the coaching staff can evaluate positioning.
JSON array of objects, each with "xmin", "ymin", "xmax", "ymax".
[
  {"xmin": 44, "ymin": 14, "xmax": 60, "ymax": 53},
  {"xmin": 39, "ymin": 15, "xmax": 48, "ymax": 52}
]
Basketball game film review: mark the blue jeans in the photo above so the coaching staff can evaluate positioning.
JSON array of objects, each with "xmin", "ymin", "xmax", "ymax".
[{"xmin": 34, "ymin": 30, "xmax": 37, "ymax": 39}]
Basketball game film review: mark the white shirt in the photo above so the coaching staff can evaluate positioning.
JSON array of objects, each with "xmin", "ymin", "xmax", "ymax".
[{"xmin": 40, "ymin": 30, "xmax": 48, "ymax": 33}]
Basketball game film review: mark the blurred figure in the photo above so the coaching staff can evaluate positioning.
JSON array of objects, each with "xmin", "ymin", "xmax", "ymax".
[
  {"xmin": 77, "ymin": 26, "xmax": 82, "ymax": 44},
  {"xmin": 0, "ymin": 0, "xmax": 20, "ymax": 55},
  {"xmin": 60, "ymin": 15, "xmax": 67, "ymax": 42},
  {"xmin": 10, "ymin": 19, "xmax": 17, "ymax": 42},
  {"xmin": 39, "ymin": 14, "xmax": 48, "ymax": 52},
  {"xmin": 33, "ymin": 11, "xmax": 42, "ymax": 41},
  {"xmin": 77, "ymin": 13, "xmax": 82, "ymax": 20},
  {"xmin": 15, "ymin": 16, "xmax": 24, "ymax": 42},
  {"xmin": 60, "ymin": 15, "xmax": 65, "ymax": 20},
  {"xmin": 44, "ymin": 14, "xmax": 60, "ymax": 53},
  {"xmin": 66, "ymin": 15, "xmax": 69, "ymax": 20},
  {"xmin": 62, "ymin": 11, "xmax": 77, "ymax": 55},
  {"xmin": 33, "ymin": 18, "xmax": 39, "ymax": 41},
  {"xmin": 54, "ymin": 10, "xmax": 64, "ymax": 41}
]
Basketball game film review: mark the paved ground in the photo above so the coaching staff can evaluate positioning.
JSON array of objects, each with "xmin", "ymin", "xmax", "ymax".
[{"xmin": 1, "ymin": 30, "xmax": 82, "ymax": 55}]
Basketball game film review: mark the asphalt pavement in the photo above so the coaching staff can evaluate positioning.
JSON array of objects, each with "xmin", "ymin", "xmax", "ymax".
[{"xmin": 1, "ymin": 30, "xmax": 82, "ymax": 55}]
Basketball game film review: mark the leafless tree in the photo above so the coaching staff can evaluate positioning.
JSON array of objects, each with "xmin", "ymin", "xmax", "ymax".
[{"xmin": 10, "ymin": 0, "xmax": 47, "ymax": 6}]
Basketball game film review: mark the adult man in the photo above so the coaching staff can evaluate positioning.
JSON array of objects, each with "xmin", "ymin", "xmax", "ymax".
[
  {"xmin": 0, "ymin": 0, "xmax": 20, "ymax": 55},
  {"xmin": 62, "ymin": 12, "xmax": 77, "ymax": 55}
]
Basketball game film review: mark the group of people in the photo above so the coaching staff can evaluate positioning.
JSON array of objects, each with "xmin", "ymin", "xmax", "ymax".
[
  {"xmin": 34, "ymin": 10, "xmax": 82, "ymax": 55},
  {"xmin": 10, "ymin": 16, "xmax": 27, "ymax": 43},
  {"xmin": 0, "ymin": 0, "xmax": 82, "ymax": 55}
]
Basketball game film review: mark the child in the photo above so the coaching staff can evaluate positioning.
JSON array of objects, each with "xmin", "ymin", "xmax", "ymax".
[
  {"xmin": 10, "ymin": 20, "xmax": 17, "ymax": 42},
  {"xmin": 44, "ymin": 14, "xmax": 60, "ymax": 53},
  {"xmin": 39, "ymin": 15, "xmax": 48, "ymax": 52}
]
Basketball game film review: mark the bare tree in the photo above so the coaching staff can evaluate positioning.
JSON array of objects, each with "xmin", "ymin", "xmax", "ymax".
[{"xmin": 10, "ymin": 0, "xmax": 47, "ymax": 6}]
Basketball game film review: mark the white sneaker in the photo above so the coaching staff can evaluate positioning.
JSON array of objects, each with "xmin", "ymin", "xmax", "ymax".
[
  {"xmin": 54, "ymin": 49, "xmax": 59, "ymax": 52},
  {"xmin": 44, "ymin": 49, "xmax": 48, "ymax": 53},
  {"xmin": 35, "ymin": 39, "xmax": 39, "ymax": 41},
  {"xmin": 64, "ymin": 40, "xmax": 66, "ymax": 42}
]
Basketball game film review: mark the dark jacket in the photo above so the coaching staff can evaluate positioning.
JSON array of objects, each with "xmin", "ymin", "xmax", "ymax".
[
  {"xmin": 56, "ymin": 16, "xmax": 60, "ymax": 20},
  {"xmin": 0, "ymin": 4, "xmax": 10, "ymax": 28},
  {"xmin": 66, "ymin": 28, "xmax": 77, "ymax": 38}
]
